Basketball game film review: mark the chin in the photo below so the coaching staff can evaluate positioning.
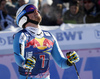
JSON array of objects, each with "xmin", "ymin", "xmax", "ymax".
[{"xmin": 36, "ymin": 15, "xmax": 42, "ymax": 23}]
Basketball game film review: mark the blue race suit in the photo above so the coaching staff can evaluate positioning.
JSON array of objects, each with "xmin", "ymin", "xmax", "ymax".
[{"xmin": 13, "ymin": 27, "xmax": 70, "ymax": 79}]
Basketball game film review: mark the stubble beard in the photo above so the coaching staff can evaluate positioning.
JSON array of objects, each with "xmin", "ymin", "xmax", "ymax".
[{"xmin": 35, "ymin": 14, "xmax": 42, "ymax": 23}]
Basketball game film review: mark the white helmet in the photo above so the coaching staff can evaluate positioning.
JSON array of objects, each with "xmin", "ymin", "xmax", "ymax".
[{"xmin": 16, "ymin": 3, "xmax": 39, "ymax": 28}]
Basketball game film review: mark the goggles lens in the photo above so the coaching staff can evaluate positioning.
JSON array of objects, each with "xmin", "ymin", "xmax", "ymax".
[{"xmin": 25, "ymin": 5, "xmax": 37, "ymax": 13}]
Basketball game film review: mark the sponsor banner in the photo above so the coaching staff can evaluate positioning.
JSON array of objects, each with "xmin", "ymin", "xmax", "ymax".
[
  {"xmin": 0, "ymin": 23, "xmax": 100, "ymax": 52},
  {"xmin": 0, "ymin": 31, "xmax": 14, "ymax": 50},
  {"xmin": 50, "ymin": 24, "xmax": 100, "ymax": 47},
  {"xmin": 0, "ymin": 48, "xmax": 100, "ymax": 79}
]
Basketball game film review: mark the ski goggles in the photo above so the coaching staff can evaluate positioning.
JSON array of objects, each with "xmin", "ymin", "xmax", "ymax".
[{"xmin": 24, "ymin": 5, "xmax": 37, "ymax": 14}]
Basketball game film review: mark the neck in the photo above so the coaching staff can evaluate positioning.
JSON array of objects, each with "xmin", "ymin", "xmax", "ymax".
[
  {"xmin": 25, "ymin": 25, "xmax": 43, "ymax": 38},
  {"xmin": 25, "ymin": 22, "xmax": 39, "ymax": 28}
]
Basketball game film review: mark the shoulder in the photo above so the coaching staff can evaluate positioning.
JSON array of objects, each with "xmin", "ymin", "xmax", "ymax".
[
  {"xmin": 14, "ymin": 29, "xmax": 27, "ymax": 38},
  {"xmin": 42, "ymin": 30, "xmax": 53, "ymax": 36},
  {"xmin": 13, "ymin": 29, "xmax": 28, "ymax": 43},
  {"xmin": 17, "ymin": 29, "xmax": 27, "ymax": 34},
  {"xmin": 42, "ymin": 30, "xmax": 55, "ymax": 41}
]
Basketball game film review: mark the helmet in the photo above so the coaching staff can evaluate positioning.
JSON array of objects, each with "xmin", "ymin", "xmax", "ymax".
[{"xmin": 16, "ymin": 3, "xmax": 39, "ymax": 28}]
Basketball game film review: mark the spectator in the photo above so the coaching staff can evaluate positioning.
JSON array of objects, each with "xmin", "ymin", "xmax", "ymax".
[
  {"xmin": 53, "ymin": 4, "xmax": 63, "ymax": 25},
  {"xmin": 40, "ymin": 0, "xmax": 57, "ymax": 26},
  {"xmin": 15, "ymin": 0, "xmax": 29, "ymax": 9},
  {"xmin": 63, "ymin": 0, "xmax": 84, "ymax": 24},
  {"xmin": 78, "ymin": 0, "xmax": 85, "ymax": 14},
  {"xmin": 12, "ymin": 0, "xmax": 18, "ymax": 6},
  {"xmin": 0, "ymin": 0, "xmax": 17, "ymax": 30},
  {"xmin": 83, "ymin": 0, "xmax": 100, "ymax": 23},
  {"xmin": 5, "ymin": 0, "xmax": 17, "ymax": 18}
]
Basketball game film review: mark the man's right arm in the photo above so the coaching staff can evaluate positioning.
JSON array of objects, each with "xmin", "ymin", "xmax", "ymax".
[
  {"xmin": 13, "ymin": 32, "xmax": 36, "ymax": 69},
  {"xmin": 13, "ymin": 32, "xmax": 26, "ymax": 67}
]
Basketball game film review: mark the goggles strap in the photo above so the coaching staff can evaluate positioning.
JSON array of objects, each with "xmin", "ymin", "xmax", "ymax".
[
  {"xmin": 28, "ymin": 18, "xmax": 39, "ymax": 25},
  {"xmin": 22, "ymin": 15, "xmax": 39, "ymax": 28}
]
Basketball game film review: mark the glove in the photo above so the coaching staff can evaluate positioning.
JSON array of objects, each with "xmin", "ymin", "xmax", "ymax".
[
  {"xmin": 66, "ymin": 51, "xmax": 80, "ymax": 66},
  {"xmin": 23, "ymin": 56, "xmax": 36, "ymax": 69}
]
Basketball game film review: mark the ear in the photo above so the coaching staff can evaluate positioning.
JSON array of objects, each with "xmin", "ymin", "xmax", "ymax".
[{"xmin": 19, "ymin": 16, "xmax": 28, "ymax": 27}]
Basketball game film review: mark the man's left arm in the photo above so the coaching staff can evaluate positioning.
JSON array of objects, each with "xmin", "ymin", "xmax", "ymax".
[{"xmin": 51, "ymin": 35, "xmax": 79, "ymax": 69}]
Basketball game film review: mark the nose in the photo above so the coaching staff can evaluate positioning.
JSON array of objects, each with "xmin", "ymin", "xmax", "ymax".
[{"xmin": 34, "ymin": 9, "xmax": 38, "ymax": 13}]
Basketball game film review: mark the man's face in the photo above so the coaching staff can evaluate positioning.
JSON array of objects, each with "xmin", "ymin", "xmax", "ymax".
[
  {"xmin": 84, "ymin": 0, "xmax": 95, "ymax": 10},
  {"xmin": 70, "ymin": 5, "xmax": 79, "ymax": 15},
  {"xmin": 27, "ymin": 9, "xmax": 42, "ymax": 23}
]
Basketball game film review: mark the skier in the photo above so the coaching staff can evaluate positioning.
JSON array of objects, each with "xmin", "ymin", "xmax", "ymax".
[{"xmin": 13, "ymin": 3, "xmax": 80, "ymax": 79}]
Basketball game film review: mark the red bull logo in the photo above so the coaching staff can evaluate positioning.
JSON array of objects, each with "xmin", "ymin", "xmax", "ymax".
[{"xmin": 25, "ymin": 37, "xmax": 54, "ymax": 50}]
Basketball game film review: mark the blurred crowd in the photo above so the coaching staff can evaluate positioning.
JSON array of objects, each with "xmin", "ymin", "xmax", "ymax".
[{"xmin": 0, "ymin": 0, "xmax": 100, "ymax": 31}]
